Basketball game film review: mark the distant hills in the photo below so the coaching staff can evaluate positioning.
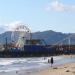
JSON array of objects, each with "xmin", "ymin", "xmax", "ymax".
[
  {"xmin": 32, "ymin": 30, "xmax": 69, "ymax": 45},
  {"xmin": 0, "ymin": 30, "xmax": 75, "ymax": 45}
]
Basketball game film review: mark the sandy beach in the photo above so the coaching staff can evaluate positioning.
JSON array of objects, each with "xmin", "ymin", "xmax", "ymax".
[
  {"xmin": 0, "ymin": 55, "xmax": 75, "ymax": 75},
  {"xmin": 28, "ymin": 62, "xmax": 75, "ymax": 75}
]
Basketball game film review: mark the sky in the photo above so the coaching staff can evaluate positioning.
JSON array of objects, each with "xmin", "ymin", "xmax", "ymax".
[{"xmin": 0, "ymin": 0, "xmax": 75, "ymax": 33}]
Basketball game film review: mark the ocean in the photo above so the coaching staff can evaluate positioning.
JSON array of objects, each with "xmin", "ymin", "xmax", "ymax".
[{"xmin": 0, "ymin": 56, "xmax": 75, "ymax": 75}]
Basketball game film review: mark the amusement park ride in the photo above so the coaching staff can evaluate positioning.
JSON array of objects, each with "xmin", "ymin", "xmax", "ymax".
[
  {"xmin": 11, "ymin": 23, "xmax": 32, "ymax": 49},
  {"xmin": 8, "ymin": 23, "xmax": 45, "ymax": 51},
  {"xmin": 0, "ymin": 23, "xmax": 75, "ymax": 57}
]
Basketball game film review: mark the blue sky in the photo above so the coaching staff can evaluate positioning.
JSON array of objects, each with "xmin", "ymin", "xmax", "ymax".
[{"xmin": 0, "ymin": 0, "xmax": 75, "ymax": 33}]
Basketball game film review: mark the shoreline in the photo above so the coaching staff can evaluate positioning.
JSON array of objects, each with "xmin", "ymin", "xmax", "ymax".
[
  {"xmin": 0, "ymin": 55, "xmax": 75, "ymax": 75},
  {"xmin": 0, "ymin": 62, "xmax": 75, "ymax": 75},
  {"xmin": 27, "ymin": 62, "xmax": 75, "ymax": 75},
  {"xmin": 26, "ymin": 55, "xmax": 75, "ymax": 75}
]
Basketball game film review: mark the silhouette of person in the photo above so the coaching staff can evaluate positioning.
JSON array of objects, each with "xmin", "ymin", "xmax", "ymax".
[
  {"xmin": 16, "ymin": 71, "xmax": 18, "ymax": 74},
  {"xmin": 51, "ymin": 57, "xmax": 53, "ymax": 67}
]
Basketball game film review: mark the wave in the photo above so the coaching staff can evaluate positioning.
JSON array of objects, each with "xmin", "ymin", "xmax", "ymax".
[{"xmin": 0, "ymin": 56, "xmax": 68, "ymax": 73}]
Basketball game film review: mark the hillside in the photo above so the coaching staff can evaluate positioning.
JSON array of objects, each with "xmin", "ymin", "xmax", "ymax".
[{"xmin": 0, "ymin": 30, "xmax": 75, "ymax": 45}]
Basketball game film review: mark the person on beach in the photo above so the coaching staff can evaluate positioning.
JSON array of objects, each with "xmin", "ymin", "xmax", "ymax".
[
  {"xmin": 48, "ymin": 59, "xmax": 50, "ymax": 63},
  {"xmin": 48, "ymin": 57, "xmax": 54, "ymax": 67},
  {"xmin": 16, "ymin": 71, "xmax": 18, "ymax": 74},
  {"xmin": 51, "ymin": 57, "xmax": 54, "ymax": 67}
]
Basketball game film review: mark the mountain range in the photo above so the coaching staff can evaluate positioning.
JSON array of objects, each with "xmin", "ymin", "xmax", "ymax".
[{"xmin": 0, "ymin": 30, "xmax": 75, "ymax": 45}]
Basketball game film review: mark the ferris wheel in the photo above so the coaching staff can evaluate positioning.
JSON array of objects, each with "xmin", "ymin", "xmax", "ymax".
[{"xmin": 11, "ymin": 23, "xmax": 31, "ymax": 48}]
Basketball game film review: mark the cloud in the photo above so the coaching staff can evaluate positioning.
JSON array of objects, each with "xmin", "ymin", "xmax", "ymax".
[
  {"xmin": 0, "ymin": 21, "xmax": 25, "ymax": 33},
  {"xmin": 8, "ymin": 21, "xmax": 23, "ymax": 31},
  {"xmin": 45, "ymin": 0, "xmax": 75, "ymax": 12}
]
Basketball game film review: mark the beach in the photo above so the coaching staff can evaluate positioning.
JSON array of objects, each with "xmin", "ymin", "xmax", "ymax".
[
  {"xmin": 0, "ymin": 55, "xmax": 75, "ymax": 75},
  {"xmin": 28, "ymin": 62, "xmax": 75, "ymax": 75}
]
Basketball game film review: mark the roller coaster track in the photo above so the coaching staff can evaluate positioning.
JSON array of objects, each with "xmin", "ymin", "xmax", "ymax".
[{"xmin": 50, "ymin": 33, "xmax": 75, "ymax": 48}]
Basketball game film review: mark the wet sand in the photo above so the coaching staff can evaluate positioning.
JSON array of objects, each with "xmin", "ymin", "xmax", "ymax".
[
  {"xmin": 1, "ymin": 62, "xmax": 75, "ymax": 75},
  {"xmin": 0, "ymin": 55, "xmax": 75, "ymax": 75},
  {"xmin": 14, "ymin": 55, "xmax": 75, "ymax": 75},
  {"xmin": 28, "ymin": 62, "xmax": 75, "ymax": 75}
]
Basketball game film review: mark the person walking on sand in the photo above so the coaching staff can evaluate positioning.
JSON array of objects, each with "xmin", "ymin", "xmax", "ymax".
[{"xmin": 51, "ymin": 57, "xmax": 54, "ymax": 67}]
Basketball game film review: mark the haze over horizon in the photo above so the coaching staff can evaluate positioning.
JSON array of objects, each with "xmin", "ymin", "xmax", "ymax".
[{"xmin": 0, "ymin": 0, "xmax": 75, "ymax": 33}]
